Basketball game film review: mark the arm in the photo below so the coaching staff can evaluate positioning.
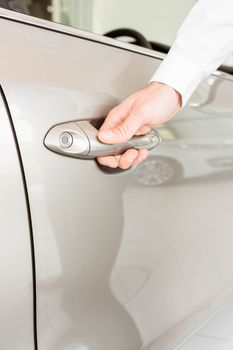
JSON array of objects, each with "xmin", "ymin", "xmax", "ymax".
[
  {"xmin": 150, "ymin": 0, "xmax": 233, "ymax": 106},
  {"xmin": 98, "ymin": 0, "xmax": 233, "ymax": 169}
]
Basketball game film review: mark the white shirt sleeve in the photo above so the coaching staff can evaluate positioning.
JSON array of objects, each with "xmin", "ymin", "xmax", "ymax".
[{"xmin": 150, "ymin": 0, "xmax": 233, "ymax": 106}]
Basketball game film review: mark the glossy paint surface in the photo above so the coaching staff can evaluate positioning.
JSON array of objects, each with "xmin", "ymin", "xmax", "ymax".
[
  {"xmin": 0, "ymin": 93, "xmax": 34, "ymax": 348},
  {"xmin": 1, "ymin": 9, "xmax": 233, "ymax": 350}
]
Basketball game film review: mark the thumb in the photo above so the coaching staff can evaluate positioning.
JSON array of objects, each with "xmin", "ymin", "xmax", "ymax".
[{"xmin": 98, "ymin": 112, "xmax": 143, "ymax": 144}]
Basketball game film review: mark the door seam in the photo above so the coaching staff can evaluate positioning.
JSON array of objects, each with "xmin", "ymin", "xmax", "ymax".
[{"xmin": 0, "ymin": 85, "xmax": 38, "ymax": 350}]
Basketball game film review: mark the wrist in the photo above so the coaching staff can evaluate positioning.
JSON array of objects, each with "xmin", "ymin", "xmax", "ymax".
[{"xmin": 147, "ymin": 81, "xmax": 182, "ymax": 109}]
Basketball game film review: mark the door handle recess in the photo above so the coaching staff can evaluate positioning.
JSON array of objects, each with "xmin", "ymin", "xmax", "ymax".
[{"xmin": 44, "ymin": 120, "xmax": 161, "ymax": 159}]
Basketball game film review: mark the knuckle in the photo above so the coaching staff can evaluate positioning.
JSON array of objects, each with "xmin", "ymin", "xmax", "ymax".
[
  {"xmin": 109, "ymin": 106, "xmax": 120, "ymax": 116},
  {"xmin": 117, "ymin": 124, "xmax": 130, "ymax": 138},
  {"xmin": 105, "ymin": 107, "xmax": 121, "ymax": 122}
]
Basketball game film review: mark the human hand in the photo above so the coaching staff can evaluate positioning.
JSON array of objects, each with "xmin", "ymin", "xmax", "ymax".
[{"xmin": 97, "ymin": 82, "xmax": 181, "ymax": 169}]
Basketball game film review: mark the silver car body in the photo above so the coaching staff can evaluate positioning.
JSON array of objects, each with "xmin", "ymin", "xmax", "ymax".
[{"xmin": 1, "ymin": 7, "xmax": 233, "ymax": 350}]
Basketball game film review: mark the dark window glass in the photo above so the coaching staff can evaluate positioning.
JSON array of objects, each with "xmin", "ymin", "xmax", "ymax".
[{"xmin": 0, "ymin": 0, "xmax": 52, "ymax": 20}]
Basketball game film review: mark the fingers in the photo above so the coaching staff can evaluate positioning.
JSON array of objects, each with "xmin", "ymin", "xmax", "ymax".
[
  {"xmin": 98, "ymin": 111, "xmax": 144, "ymax": 144},
  {"xmin": 97, "ymin": 155, "xmax": 120, "ymax": 168},
  {"xmin": 134, "ymin": 125, "xmax": 151, "ymax": 135},
  {"xmin": 118, "ymin": 148, "xmax": 149, "ymax": 169},
  {"xmin": 133, "ymin": 149, "xmax": 149, "ymax": 166},
  {"xmin": 118, "ymin": 149, "xmax": 139, "ymax": 169},
  {"xmin": 97, "ymin": 149, "xmax": 138, "ymax": 169},
  {"xmin": 99, "ymin": 106, "xmax": 126, "ymax": 132},
  {"xmin": 97, "ymin": 148, "xmax": 149, "ymax": 169}
]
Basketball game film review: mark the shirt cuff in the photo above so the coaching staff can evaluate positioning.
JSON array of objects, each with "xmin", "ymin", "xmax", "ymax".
[{"xmin": 149, "ymin": 47, "xmax": 206, "ymax": 106}]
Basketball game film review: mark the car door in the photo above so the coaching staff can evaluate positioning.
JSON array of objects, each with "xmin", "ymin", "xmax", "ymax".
[
  {"xmin": 0, "ymin": 88, "xmax": 34, "ymax": 347},
  {"xmin": 1, "ymin": 4, "xmax": 233, "ymax": 350}
]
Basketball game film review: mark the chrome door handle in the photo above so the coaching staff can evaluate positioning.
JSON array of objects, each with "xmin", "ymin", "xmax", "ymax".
[{"xmin": 44, "ymin": 120, "xmax": 161, "ymax": 159}]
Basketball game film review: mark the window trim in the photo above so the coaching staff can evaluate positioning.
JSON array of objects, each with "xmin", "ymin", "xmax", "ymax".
[{"xmin": 0, "ymin": 7, "xmax": 164, "ymax": 59}]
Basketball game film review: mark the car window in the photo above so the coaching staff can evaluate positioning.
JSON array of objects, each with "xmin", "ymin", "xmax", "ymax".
[
  {"xmin": 1, "ymin": 0, "xmax": 196, "ymax": 45},
  {"xmin": 1, "ymin": 0, "xmax": 233, "ymax": 70}
]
